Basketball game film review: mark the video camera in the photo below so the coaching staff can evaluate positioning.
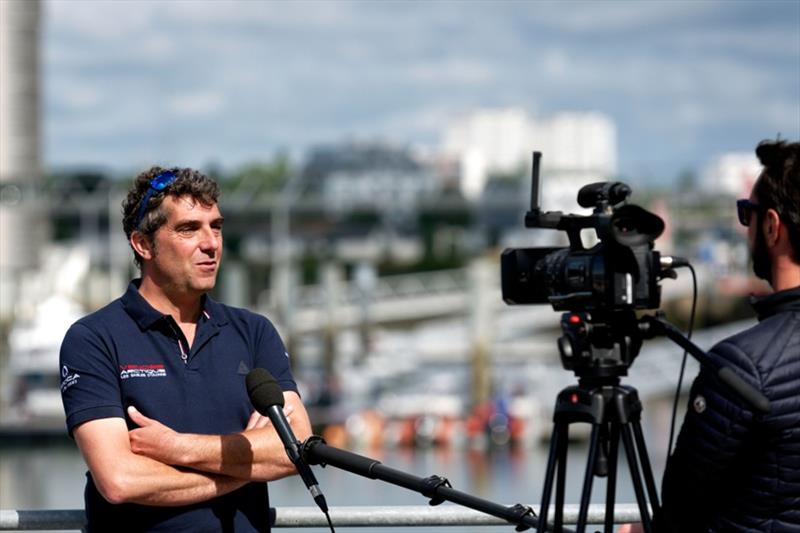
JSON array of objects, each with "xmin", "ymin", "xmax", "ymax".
[
  {"xmin": 501, "ymin": 152, "xmax": 680, "ymax": 377},
  {"xmin": 497, "ymin": 154, "xmax": 769, "ymax": 532}
]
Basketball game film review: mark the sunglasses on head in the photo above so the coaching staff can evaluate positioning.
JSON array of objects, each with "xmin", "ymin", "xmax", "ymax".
[
  {"xmin": 135, "ymin": 170, "xmax": 178, "ymax": 228},
  {"xmin": 736, "ymin": 198, "xmax": 765, "ymax": 227}
]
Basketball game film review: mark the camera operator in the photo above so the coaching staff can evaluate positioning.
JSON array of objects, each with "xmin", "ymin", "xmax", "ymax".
[{"xmin": 621, "ymin": 139, "xmax": 800, "ymax": 532}]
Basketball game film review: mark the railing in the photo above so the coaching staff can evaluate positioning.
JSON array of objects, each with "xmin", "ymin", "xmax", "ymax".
[
  {"xmin": 1, "ymin": 505, "xmax": 645, "ymax": 530},
  {"xmin": 296, "ymin": 268, "xmax": 470, "ymax": 308}
]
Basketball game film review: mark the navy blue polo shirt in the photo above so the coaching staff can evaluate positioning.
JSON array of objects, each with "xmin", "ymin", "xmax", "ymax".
[{"xmin": 60, "ymin": 280, "xmax": 298, "ymax": 532}]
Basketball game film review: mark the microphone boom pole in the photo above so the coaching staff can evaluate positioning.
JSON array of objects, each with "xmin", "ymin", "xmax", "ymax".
[{"xmin": 302, "ymin": 436, "xmax": 562, "ymax": 532}]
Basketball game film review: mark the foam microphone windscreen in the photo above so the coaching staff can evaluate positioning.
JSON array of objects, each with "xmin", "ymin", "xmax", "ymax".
[{"xmin": 246, "ymin": 368, "xmax": 286, "ymax": 410}]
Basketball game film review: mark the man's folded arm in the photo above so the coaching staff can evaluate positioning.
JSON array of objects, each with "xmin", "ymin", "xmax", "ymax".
[
  {"xmin": 128, "ymin": 391, "xmax": 311, "ymax": 481},
  {"xmin": 74, "ymin": 417, "xmax": 248, "ymax": 506}
]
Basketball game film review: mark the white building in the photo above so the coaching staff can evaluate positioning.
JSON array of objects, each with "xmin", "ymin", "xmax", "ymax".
[
  {"xmin": 308, "ymin": 143, "xmax": 440, "ymax": 213},
  {"xmin": 324, "ymin": 167, "xmax": 438, "ymax": 212},
  {"xmin": 442, "ymin": 108, "xmax": 533, "ymax": 200},
  {"xmin": 442, "ymin": 108, "xmax": 617, "ymax": 210},
  {"xmin": 699, "ymin": 152, "xmax": 761, "ymax": 198},
  {"xmin": 533, "ymin": 112, "xmax": 617, "ymax": 213}
]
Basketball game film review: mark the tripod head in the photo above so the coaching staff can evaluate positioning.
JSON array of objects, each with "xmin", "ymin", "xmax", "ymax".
[
  {"xmin": 558, "ymin": 310, "xmax": 771, "ymax": 414},
  {"xmin": 557, "ymin": 309, "xmax": 643, "ymax": 379}
]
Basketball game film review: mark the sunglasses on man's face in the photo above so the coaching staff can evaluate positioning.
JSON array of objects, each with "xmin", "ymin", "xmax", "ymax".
[{"xmin": 736, "ymin": 199, "xmax": 764, "ymax": 227}]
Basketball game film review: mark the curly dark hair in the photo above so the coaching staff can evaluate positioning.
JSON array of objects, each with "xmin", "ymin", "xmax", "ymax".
[
  {"xmin": 122, "ymin": 166, "xmax": 220, "ymax": 267},
  {"xmin": 753, "ymin": 139, "xmax": 800, "ymax": 262}
]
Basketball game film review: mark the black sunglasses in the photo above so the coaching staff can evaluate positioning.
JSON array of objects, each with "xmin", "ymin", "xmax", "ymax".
[{"xmin": 736, "ymin": 199, "xmax": 764, "ymax": 227}]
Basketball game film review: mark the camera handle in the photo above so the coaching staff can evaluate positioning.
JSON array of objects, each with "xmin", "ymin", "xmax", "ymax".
[{"xmin": 638, "ymin": 315, "xmax": 770, "ymax": 414}]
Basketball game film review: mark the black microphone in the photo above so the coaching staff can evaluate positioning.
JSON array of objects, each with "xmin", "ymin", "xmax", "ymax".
[{"xmin": 246, "ymin": 368, "xmax": 329, "ymax": 513}]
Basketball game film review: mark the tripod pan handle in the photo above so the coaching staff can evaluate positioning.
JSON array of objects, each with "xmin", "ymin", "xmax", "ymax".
[{"xmin": 717, "ymin": 367, "xmax": 770, "ymax": 414}]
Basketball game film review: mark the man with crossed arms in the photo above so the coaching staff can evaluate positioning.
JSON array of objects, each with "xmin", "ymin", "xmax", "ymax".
[{"xmin": 60, "ymin": 166, "xmax": 310, "ymax": 531}]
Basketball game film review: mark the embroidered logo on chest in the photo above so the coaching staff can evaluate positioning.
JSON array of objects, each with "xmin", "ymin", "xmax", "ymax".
[{"xmin": 120, "ymin": 364, "xmax": 167, "ymax": 380}]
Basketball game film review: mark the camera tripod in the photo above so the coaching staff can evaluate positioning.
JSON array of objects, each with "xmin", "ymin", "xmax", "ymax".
[
  {"xmin": 535, "ymin": 313, "xmax": 770, "ymax": 533},
  {"xmin": 536, "ymin": 378, "xmax": 659, "ymax": 533}
]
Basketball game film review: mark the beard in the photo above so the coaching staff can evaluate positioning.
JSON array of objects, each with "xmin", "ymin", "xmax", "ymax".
[{"xmin": 751, "ymin": 221, "xmax": 773, "ymax": 284}]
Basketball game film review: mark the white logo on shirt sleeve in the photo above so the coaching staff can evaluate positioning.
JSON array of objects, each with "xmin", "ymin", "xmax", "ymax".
[{"xmin": 60, "ymin": 366, "xmax": 80, "ymax": 392}]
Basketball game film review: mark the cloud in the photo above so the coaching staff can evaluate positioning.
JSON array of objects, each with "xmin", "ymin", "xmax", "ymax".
[
  {"xmin": 405, "ymin": 59, "xmax": 495, "ymax": 85},
  {"xmin": 166, "ymin": 91, "xmax": 226, "ymax": 118},
  {"xmin": 55, "ymin": 84, "xmax": 103, "ymax": 111},
  {"xmin": 40, "ymin": 0, "xmax": 800, "ymax": 179},
  {"xmin": 525, "ymin": 0, "xmax": 716, "ymax": 33},
  {"xmin": 46, "ymin": 0, "xmax": 155, "ymax": 39}
]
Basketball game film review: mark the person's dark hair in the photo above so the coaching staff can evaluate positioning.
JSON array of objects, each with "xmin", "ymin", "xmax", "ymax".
[
  {"xmin": 122, "ymin": 166, "xmax": 220, "ymax": 267},
  {"xmin": 754, "ymin": 139, "xmax": 800, "ymax": 262}
]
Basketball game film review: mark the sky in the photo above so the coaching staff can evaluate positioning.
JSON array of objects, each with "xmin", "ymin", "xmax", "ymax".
[{"xmin": 44, "ymin": 0, "xmax": 800, "ymax": 181}]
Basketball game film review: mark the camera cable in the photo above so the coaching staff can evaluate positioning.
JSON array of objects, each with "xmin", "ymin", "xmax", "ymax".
[{"xmin": 666, "ymin": 262, "xmax": 698, "ymax": 459}]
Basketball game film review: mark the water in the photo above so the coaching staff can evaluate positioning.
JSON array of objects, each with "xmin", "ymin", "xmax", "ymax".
[{"xmin": 0, "ymin": 407, "xmax": 675, "ymax": 532}]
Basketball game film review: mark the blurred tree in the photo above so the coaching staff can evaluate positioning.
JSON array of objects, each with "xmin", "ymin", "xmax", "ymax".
[
  {"xmin": 677, "ymin": 168, "xmax": 698, "ymax": 192},
  {"xmin": 202, "ymin": 160, "xmax": 225, "ymax": 181},
  {"xmin": 46, "ymin": 170, "xmax": 109, "ymax": 196},
  {"xmin": 224, "ymin": 153, "xmax": 292, "ymax": 197},
  {"xmin": 487, "ymin": 168, "xmax": 525, "ymax": 186}
]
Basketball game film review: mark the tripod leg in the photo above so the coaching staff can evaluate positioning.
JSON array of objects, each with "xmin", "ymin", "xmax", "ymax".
[
  {"xmin": 576, "ymin": 423, "xmax": 601, "ymax": 533},
  {"xmin": 554, "ymin": 424, "xmax": 569, "ymax": 531},
  {"xmin": 632, "ymin": 420, "xmax": 661, "ymax": 512},
  {"xmin": 620, "ymin": 424, "xmax": 653, "ymax": 533},
  {"xmin": 604, "ymin": 422, "xmax": 620, "ymax": 533},
  {"xmin": 538, "ymin": 421, "xmax": 565, "ymax": 532}
]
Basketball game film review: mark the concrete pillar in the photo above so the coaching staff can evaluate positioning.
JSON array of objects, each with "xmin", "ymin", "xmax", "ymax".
[
  {"xmin": 107, "ymin": 191, "xmax": 130, "ymax": 299},
  {"xmin": 221, "ymin": 259, "xmax": 248, "ymax": 310},
  {"xmin": 353, "ymin": 261, "xmax": 376, "ymax": 363},
  {"xmin": 469, "ymin": 257, "xmax": 495, "ymax": 408},
  {"xmin": 269, "ymin": 246, "xmax": 299, "ymax": 372},
  {"xmin": 0, "ymin": 0, "xmax": 46, "ymax": 321},
  {"xmin": 321, "ymin": 261, "xmax": 343, "ymax": 398}
]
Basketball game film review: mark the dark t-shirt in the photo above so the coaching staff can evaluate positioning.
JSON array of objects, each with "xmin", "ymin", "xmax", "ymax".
[{"xmin": 60, "ymin": 280, "xmax": 297, "ymax": 532}]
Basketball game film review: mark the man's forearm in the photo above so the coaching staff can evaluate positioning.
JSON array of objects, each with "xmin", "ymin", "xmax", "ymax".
[
  {"xmin": 128, "ymin": 393, "xmax": 312, "ymax": 481},
  {"xmin": 115, "ymin": 458, "xmax": 250, "ymax": 506},
  {"xmin": 172, "ymin": 428, "xmax": 298, "ymax": 481},
  {"xmin": 127, "ymin": 413, "xmax": 303, "ymax": 480},
  {"xmin": 75, "ymin": 418, "xmax": 249, "ymax": 507}
]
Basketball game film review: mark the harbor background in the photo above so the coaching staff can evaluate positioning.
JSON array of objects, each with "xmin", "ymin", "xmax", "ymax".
[
  {"xmin": 1, "ymin": 0, "xmax": 798, "ymax": 529},
  {"xmin": 1, "ymin": 395, "xmax": 684, "ymax": 532}
]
